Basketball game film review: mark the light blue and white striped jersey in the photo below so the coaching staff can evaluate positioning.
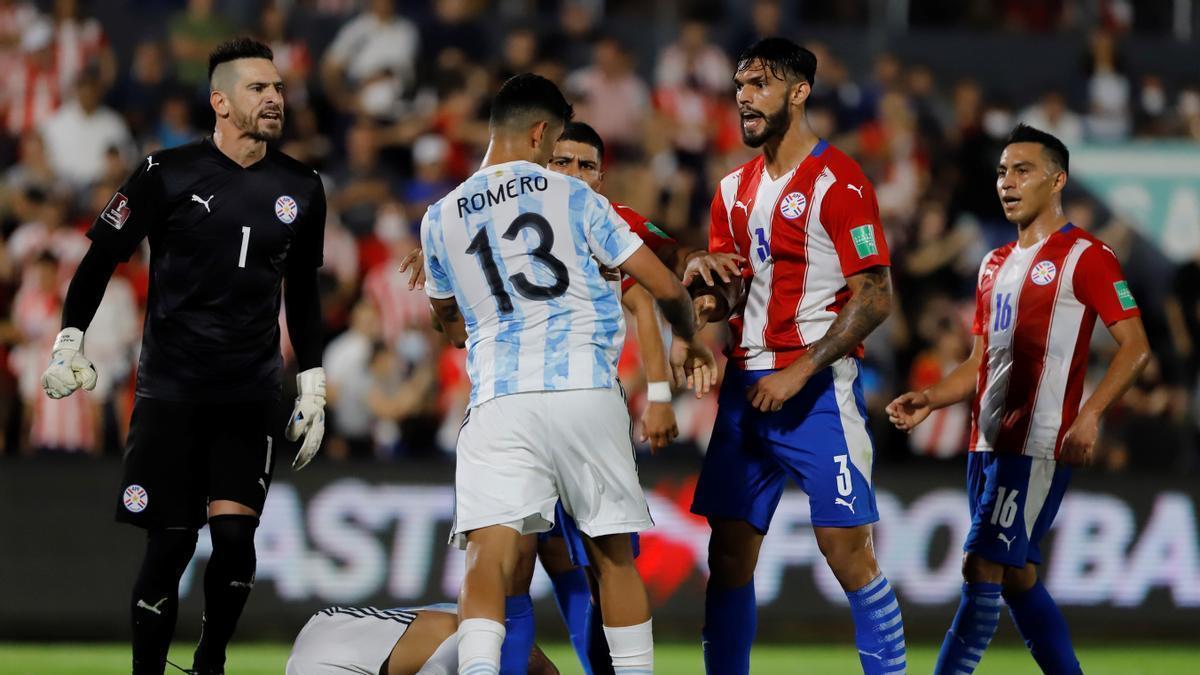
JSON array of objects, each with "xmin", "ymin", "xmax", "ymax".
[{"xmin": 421, "ymin": 160, "xmax": 643, "ymax": 408}]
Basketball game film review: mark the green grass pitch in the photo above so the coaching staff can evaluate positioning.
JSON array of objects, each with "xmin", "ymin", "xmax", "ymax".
[{"xmin": 2, "ymin": 643, "xmax": 1197, "ymax": 674}]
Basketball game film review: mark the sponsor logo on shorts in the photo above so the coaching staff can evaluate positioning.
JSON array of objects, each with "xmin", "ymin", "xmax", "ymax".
[
  {"xmin": 997, "ymin": 532, "xmax": 1016, "ymax": 551},
  {"xmin": 123, "ymin": 484, "xmax": 148, "ymax": 513},
  {"xmin": 835, "ymin": 496, "xmax": 857, "ymax": 514}
]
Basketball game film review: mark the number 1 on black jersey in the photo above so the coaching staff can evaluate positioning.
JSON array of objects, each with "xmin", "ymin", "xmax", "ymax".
[{"xmin": 238, "ymin": 226, "xmax": 251, "ymax": 268}]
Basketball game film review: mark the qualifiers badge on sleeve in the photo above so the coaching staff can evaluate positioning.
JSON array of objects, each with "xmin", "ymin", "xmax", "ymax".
[
  {"xmin": 123, "ymin": 484, "xmax": 148, "ymax": 513},
  {"xmin": 101, "ymin": 192, "xmax": 131, "ymax": 230}
]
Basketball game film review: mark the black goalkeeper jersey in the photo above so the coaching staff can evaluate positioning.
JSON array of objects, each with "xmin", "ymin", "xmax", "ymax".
[{"xmin": 88, "ymin": 138, "xmax": 325, "ymax": 402}]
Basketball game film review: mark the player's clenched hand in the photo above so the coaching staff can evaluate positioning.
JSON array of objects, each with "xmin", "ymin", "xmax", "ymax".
[
  {"xmin": 886, "ymin": 391, "xmax": 932, "ymax": 432},
  {"xmin": 693, "ymin": 294, "xmax": 718, "ymax": 329},
  {"xmin": 747, "ymin": 369, "xmax": 806, "ymax": 412},
  {"xmin": 287, "ymin": 367, "xmax": 327, "ymax": 470},
  {"xmin": 1059, "ymin": 411, "xmax": 1099, "ymax": 466},
  {"xmin": 398, "ymin": 248, "xmax": 425, "ymax": 291},
  {"xmin": 671, "ymin": 338, "xmax": 717, "ymax": 397},
  {"xmin": 640, "ymin": 401, "xmax": 678, "ymax": 453},
  {"xmin": 41, "ymin": 328, "xmax": 97, "ymax": 399},
  {"xmin": 683, "ymin": 252, "xmax": 745, "ymax": 287}
]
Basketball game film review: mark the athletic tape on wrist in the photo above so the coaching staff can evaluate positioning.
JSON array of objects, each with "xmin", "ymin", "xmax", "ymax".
[{"xmin": 647, "ymin": 381, "xmax": 672, "ymax": 403}]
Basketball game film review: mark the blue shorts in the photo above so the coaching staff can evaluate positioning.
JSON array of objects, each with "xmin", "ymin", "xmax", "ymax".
[
  {"xmin": 538, "ymin": 501, "xmax": 640, "ymax": 567},
  {"xmin": 691, "ymin": 358, "xmax": 879, "ymax": 532},
  {"xmin": 964, "ymin": 452, "xmax": 1071, "ymax": 567}
]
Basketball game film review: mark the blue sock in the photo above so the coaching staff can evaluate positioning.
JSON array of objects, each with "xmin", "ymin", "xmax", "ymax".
[
  {"xmin": 846, "ymin": 574, "xmax": 907, "ymax": 674},
  {"xmin": 1004, "ymin": 581, "xmax": 1082, "ymax": 675},
  {"xmin": 935, "ymin": 582, "xmax": 1003, "ymax": 675},
  {"xmin": 549, "ymin": 569, "xmax": 595, "ymax": 675},
  {"xmin": 701, "ymin": 580, "xmax": 756, "ymax": 675},
  {"xmin": 499, "ymin": 594, "xmax": 534, "ymax": 675}
]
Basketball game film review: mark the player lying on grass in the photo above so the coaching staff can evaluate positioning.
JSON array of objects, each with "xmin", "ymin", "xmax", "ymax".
[{"xmin": 287, "ymin": 604, "xmax": 559, "ymax": 675}]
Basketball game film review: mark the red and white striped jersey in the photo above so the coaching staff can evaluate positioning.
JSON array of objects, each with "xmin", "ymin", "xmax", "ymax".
[
  {"xmin": 709, "ymin": 140, "xmax": 890, "ymax": 370},
  {"xmin": 365, "ymin": 254, "xmax": 434, "ymax": 346},
  {"xmin": 3, "ymin": 57, "xmax": 61, "ymax": 136},
  {"xmin": 969, "ymin": 224, "xmax": 1140, "ymax": 459}
]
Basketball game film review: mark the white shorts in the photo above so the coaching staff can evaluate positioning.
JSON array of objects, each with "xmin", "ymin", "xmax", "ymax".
[
  {"xmin": 451, "ymin": 386, "xmax": 653, "ymax": 548},
  {"xmin": 286, "ymin": 605, "xmax": 456, "ymax": 675}
]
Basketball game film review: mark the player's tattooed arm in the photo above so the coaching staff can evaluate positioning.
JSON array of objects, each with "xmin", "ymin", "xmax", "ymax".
[
  {"xmin": 747, "ymin": 266, "xmax": 892, "ymax": 412},
  {"xmin": 805, "ymin": 266, "xmax": 893, "ymax": 372},
  {"xmin": 430, "ymin": 297, "xmax": 467, "ymax": 348}
]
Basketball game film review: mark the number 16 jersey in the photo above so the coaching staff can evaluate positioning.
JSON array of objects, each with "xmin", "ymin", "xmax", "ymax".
[
  {"xmin": 421, "ymin": 160, "xmax": 643, "ymax": 408},
  {"xmin": 970, "ymin": 224, "xmax": 1139, "ymax": 459}
]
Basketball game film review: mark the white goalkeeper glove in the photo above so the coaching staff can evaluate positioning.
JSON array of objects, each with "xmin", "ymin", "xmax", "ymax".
[
  {"xmin": 41, "ymin": 328, "xmax": 98, "ymax": 399},
  {"xmin": 286, "ymin": 366, "xmax": 326, "ymax": 470}
]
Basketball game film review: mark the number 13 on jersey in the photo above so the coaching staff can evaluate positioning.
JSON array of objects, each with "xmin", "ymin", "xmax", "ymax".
[{"xmin": 466, "ymin": 214, "xmax": 570, "ymax": 313}]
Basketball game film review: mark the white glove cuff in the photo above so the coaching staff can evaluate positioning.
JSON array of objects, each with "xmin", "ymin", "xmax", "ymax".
[
  {"xmin": 52, "ymin": 328, "xmax": 84, "ymax": 353},
  {"xmin": 296, "ymin": 367, "xmax": 326, "ymax": 397},
  {"xmin": 646, "ymin": 381, "xmax": 672, "ymax": 403}
]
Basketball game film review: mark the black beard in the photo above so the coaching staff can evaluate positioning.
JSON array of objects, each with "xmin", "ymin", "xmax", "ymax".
[
  {"xmin": 741, "ymin": 105, "xmax": 790, "ymax": 148},
  {"xmin": 236, "ymin": 109, "xmax": 284, "ymax": 142},
  {"xmin": 245, "ymin": 127, "xmax": 282, "ymax": 142}
]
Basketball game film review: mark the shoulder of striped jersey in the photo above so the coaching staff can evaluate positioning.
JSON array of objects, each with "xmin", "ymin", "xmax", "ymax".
[
  {"xmin": 1069, "ymin": 227, "xmax": 1120, "ymax": 258},
  {"xmin": 820, "ymin": 143, "xmax": 870, "ymax": 182},
  {"xmin": 979, "ymin": 243, "xmax": 1016, "ymax": 275}
]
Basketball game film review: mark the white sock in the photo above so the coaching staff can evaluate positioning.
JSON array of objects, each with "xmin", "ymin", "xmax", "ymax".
[
  {"xmin": 456, "ymin": 618, "xmax": 505, "ymax": 675},
  {"xmin": 603, "ymin": 619, "xmax": 654, "ymax": 673},
  {"xmin": 415, "ymin": 632, "xmax": 458, "ymax": 675}
]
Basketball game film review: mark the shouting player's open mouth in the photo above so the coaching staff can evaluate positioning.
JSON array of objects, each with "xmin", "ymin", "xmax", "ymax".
[{"xmin": 741, "ymin": 109, "xmax": 764, "ymax": 134}]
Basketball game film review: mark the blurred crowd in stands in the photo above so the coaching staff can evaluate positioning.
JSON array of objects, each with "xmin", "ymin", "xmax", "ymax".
[{"xmin": 0, "ymin": 0, "xmax": 1197, "ymax": 475}]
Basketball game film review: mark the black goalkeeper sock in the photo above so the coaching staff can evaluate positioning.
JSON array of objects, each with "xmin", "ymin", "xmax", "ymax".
[
  {"xmin": 131, "ymin": 528, "xmax": 198, "ymax": 675},
  {"xmin": 192, "ymin": 515, "xmax": 259, "ymax": 673}
]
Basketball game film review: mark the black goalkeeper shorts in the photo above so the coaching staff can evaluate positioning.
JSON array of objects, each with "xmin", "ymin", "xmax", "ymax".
[{"xmin": 115, "ymin": 396, "xmax": 284, "ymax": 529}]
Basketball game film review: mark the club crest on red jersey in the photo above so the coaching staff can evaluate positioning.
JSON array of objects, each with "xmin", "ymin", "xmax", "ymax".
[
  {"xmin": 779, "ymin": 191, "xmax": 807, "ymax": 219},
  {"xmin": 1030, "ymin": 260, "xmax": 1057, "ymax": 286}
]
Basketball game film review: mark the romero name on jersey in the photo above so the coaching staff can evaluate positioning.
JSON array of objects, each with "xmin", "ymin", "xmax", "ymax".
[
  {"xmin": 710, "ymin": 139, "xmax": 889, "ymax": 370},
  {"xmin": 421, "ymin": 160, "xmax": 643, "ymax": 407}
]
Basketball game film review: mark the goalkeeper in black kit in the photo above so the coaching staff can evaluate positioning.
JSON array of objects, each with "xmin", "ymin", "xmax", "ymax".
[{"xmin": 40, "ymin": 38, "xmax": 327, "ymax": 675}]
